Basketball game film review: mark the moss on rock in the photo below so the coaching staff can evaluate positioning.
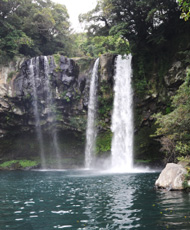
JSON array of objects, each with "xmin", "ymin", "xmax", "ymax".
[
  {"xmin": 96, "ymin": 131, "xmax": 112, "ymax": 155},
  {"xmin": 0, "ymin": 159, "xmax": 39, "ymax": 170}
]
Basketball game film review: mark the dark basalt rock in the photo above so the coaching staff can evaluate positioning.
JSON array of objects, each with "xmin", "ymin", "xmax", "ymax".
[
  {"xmin": 78, "ymin": 75, "xmax": 86, "ymax": 93},
  {"xmin": 0, "ymin": 55, "xmax": 92, "ymax": 162},
  {"xmin": 133, "ymin": 58, "xmax": 188, "ymax": 163}
]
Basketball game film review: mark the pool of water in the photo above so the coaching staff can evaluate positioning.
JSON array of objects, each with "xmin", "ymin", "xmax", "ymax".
[{"xmin": 0, "ymin": 170, "xmax": 190, "ymax": 229}]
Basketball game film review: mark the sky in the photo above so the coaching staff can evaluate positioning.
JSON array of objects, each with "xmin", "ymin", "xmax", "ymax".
[{"xmin": 52, "ymin": 0, "xmax": 98, "ymax": 32}]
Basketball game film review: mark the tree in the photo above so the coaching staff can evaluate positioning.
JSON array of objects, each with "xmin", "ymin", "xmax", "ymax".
[
  {"xmin": 177, "ymin": 0, "xmax": 190, "ymax": 20},
  {"xmin": 154, "ymin": 69, "xmax": 190, "ymax": 161},
  {"xmin": 79, "ymin": 0, "xmax": 190, "ymax": 85},
  {"xmin": 17, "ymin": 0, "xmax": 70, "ymax": 56},
  {"xmin": 0, "ymin": 0, "xmax": 33, "ymax": 61},
  {"xmin": 79, "ymin": 0, "xmax": 186, "ymax": 48},
  {"xmin": 79, "ymin": 0, "xmax": 113, "ymax": 36},
  {"xmin": 0, "ymin": 0, "xmax": 71, "ymax": 62},
  {"xmin": 80, "ymin": 35, "xmax": 129, "ymax": 57}
]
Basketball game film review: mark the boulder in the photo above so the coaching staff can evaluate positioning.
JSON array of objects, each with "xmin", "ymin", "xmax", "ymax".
[{"xmin": 155, "ymin": 163, "xmax": 187, "ymax": 190}]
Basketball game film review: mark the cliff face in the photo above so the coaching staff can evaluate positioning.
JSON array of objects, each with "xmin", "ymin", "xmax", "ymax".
[
  {"xmin": 132, "ymin": 26, "xmax": 190, "ymax": 165},
  {"xmin": 0, "ymin": 51, "xmax": 189, "ymax": 168},
  {"xmin": 133, "ymin": 59, "xmax": 189, "ymax": 165},
  {"xmin": 1, "ymin": 56, "xmax": 89, "ymax": 133},
  {"xmin": 0, "ymin": 55, "xmax": 93, "ymax": 167},
  {"xmin": 0, "ymin": 54, "xmax": 116, "ymax": 168}
]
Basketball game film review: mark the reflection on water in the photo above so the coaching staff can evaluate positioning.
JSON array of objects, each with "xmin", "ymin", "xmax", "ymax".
[
  {"xmin": 0, "ymin": 171, "xmax": 190, "ymax": 229},
  {"xmin": 107, "ymin": 176, "xmax": 137, "ymax": 229},
  {"xmin": 156, "ymin": 190, "xmax": 190, "ymax": 229}
]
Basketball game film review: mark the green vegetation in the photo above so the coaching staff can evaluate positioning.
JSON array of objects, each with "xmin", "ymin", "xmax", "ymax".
[
  {"xmin": 76, "ymin": 0, "xmax": 189, "ymax": 161},
  {"xmin": 1, "ymin": 0, "xmax": 190, "ymax": 166},
  {"xmin": 96, "ymin": 131, "xmax": 112, "ymax": 154},
  {"xmin": 177, "ymin": 0, "xmax": 190, "ymax": 21},
  {"xmin": 0, "ymin": 0, "xmax": 70, "ymax": 63},
  {"xmin": 80, "ymin": 0, "xmax": 190, "ymax": 96},
  {"xmin": 97, "ymin": 80, "xmax": 113, "ymax": 129},
  {"xmin": 69, "ymin": 116, "xmax": 86, "ymax": 131},
  {"xmin": 134, "ymin": 126, "xmax": 162, "ymax": 162},
  {"xmin": 133, "ymin": 79, "xmax": 148, "ymax": 97},
  {"xmin": 0, "ymin": 160, "xmax": 39, "ymax": 169},
  {"xmin": 98, "ymin": 95, "xmax": 112, "ymax": 115},
  {"xmin": 74, "ymin": 57, "xmax": 94, "ymax": 73},
  {"xmin": 154, "ymin": 69, "xmax": 190, "ymax": 161},
  {"xmin": 53, "ymin": 53, "xmax": 61, "ymax": 65},
  {"xmin": 1, "ymin": 0, "xmax": 188, "ymax": 63},
  {"xmin": 64, "ymin": 96, "xmax": 70, "ymax": 102},
  {"xmin": 60, "ymin": 91, "xmax": 72, "ymax": 103},
  {"xmin": 135, "ymin": 159, "xmax": 152, "ymax": 164},
  {"xmin": 79, "ymin": 0, "xmax": 186, "ymax": 51},
  {"xmin": 79, "ymin": 35, "xmax": 130, "ymax": 58},
  {"xmin": 183, "ymin": 173, "xmax": 190, "ymax": 189},
  {"xmin": 177, "ymin": 156, "xmax": 190, "ymax": 162},
  {"xmin": 177, "ymin": 157, "xmax": 190, "ymax": 189}
]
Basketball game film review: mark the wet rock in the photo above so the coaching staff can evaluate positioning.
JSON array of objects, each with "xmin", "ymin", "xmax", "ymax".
[
  {"xmin": 0, "ymin": 55, "xmax": 89, "ymax": 139},
  {"xmin": 0, "ymin": 99, "xmax": 10, "ymax": 110},
  {"xmin": 12, "ymin": 107, "xmax": 24, "ymax": 116},
  {"xmin": 164, "ymin": 61, "xmax": 185, "ymax": 88},
  {"xmin": 78, "ymin": 75, "xmax": 86, "ymax": 93},
  {"xmin": 99, "ymin": 54, "xmax": 116, "ymax": 82},
  {"xmin": 61, "ymin": 74, "xmax": 74, "ymax": 86},
  {"xmin": 0, "ymin": 54, "xmax": 115, "ymax": 166},
  {"xmin": 9, "ymin": 162, "xmax": 22, "ymax": 170},
  {"xmin": 155, "ymin": 163, "xmax": 187, "ymax": 190},
  {"xmin": 23, "ymin": 164, "xmax": 41, "ymax": 171}
]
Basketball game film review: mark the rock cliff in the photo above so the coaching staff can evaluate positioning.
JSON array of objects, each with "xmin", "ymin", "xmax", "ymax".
[
  {"xmin": 0, "ymin": 54, "xmax": 116, "ymax": 168},
  {"xmin": 0, "ymin": 52, "xmax": 189, "ymax": 169},
  {"xmin": 0, "ymin": 55, "xmax": 92, "ymax": 167},
  {"xmin": 133, "ymin": 58, "xmax": 189, "ymax": 166}
]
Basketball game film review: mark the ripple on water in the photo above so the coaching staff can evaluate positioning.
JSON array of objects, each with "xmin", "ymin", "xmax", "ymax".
[
  {"xmin": 53, "ymin": 225, "xmax": 73, "ymax": 229},
  {"xmin": 51, "ymin": 210, "xmax": 71, "ymax": 215},
  {"xmin": 15, "ymin": 218, "xmax": 24, "ymax": 221},
  {"xmin": 0, "ymin": 171, "xmax": 190, "ymax": 230}
]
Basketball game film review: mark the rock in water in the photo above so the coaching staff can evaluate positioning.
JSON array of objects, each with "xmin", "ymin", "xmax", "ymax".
[{"xmin": 155, "ymin": 163, "xmax": 187, "ymax": 190}]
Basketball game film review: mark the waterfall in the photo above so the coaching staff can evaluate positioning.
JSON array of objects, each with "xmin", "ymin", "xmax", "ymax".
[
  {"xmin": 29, "ymin": 56, "xmax": 62, "ymax": 169},
  {"xmin": 29, "ymin": 57, "xmax": 46, "ymax": 168},
  {"xmin": 44, "ymin": 56, "xmax": 62, "ymax": 169},
  {"xmin": 85, "ymin": 58, "xmax": 99, "ymax": 168},
  {"xmin": 111, "ymin": 54, "xmax": 133, "ymax": 172}
]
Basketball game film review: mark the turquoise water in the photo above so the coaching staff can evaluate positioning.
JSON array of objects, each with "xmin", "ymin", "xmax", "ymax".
[{"xmin": 0, "ymin": 170, "xmax": 190, "ymax": 230}]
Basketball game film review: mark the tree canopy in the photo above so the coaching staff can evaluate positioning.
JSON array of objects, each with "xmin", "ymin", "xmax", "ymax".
[
  {"xmin": 0, "ymin": 0, "xmax": 70, "ymax": 63},
  {"xmin": 79, "ymin": 0, "xmax": 188, "ymax": 50},
  {"xmin": 1, "ymin": 0, "xmax": 190, "ymax": 61}
]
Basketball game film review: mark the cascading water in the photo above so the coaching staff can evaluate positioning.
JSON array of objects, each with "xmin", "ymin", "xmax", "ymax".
[
  {"xmin": 29, "ymin": 56, "xmax": 62, "ymax": 169},
  {"xmin": 29, "ymin": 57, "xmax": 46, "ymax": 168},
  {"xmin": 85, "ymin": 58, "xmax": 99, "ymax": 168},
  {"xmin": 111, "ymin": 54, "xmax": 133, "ymax": 172},
  {"xmin": 44, "ymin": 56, "xmax": 62, "ymax": 168}
]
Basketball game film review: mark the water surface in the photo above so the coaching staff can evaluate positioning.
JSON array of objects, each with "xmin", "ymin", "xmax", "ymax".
[{"xmin": 0, "ymin": 171, "xmax": 190, "ymax": 229}]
